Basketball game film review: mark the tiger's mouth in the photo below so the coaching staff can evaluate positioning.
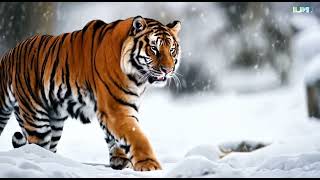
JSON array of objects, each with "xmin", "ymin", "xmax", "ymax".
[{"xmin": 148, "ymin": 75, "xmax": 167, "ymax": 84}]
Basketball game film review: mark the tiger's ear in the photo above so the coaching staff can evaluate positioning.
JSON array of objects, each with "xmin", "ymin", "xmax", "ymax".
[
  {"xmin": 131, "ymin": 16, "xmax": 147, "ymax": 35},
  {"xmin": 166, "ymin": 20, "xmax": 181, "ymax": 37}
]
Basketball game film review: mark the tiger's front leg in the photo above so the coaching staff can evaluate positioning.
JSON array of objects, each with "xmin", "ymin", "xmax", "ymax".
[
  {"xmin": 99, "ymin": 121, "xmax": 132, "ymax": 170},
  {"xmin": 98, "ymin": 111, "xmax": 162, "ymax": 171}
]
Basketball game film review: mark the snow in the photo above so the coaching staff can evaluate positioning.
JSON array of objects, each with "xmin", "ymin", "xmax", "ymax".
[
  {"xmin": 185, "ymin": 144, "xmax": 222, "ymax": 162},
  {"xmin": 1, "ymin": 81, "xmax": 320, "ymax": 177},
  {"xmin": 304, "ymin": 54, "xmax": 320, "ymax": 85},
  {"xmin": 0, "ymin": 144, "xmax": 159, "ymax": 178},
  {"xmin": 166, "ymin": 156, "xmax": 243, "ymax": 178}
]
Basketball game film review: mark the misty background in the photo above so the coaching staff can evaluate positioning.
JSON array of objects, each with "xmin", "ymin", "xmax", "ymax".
[{"xmin": 0, "ymin": 2, "xmax": 319, "ymax": 97}]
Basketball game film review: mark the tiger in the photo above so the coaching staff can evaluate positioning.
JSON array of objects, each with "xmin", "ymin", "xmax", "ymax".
[{"xmin": 0, "ymin": 16, "xmax": 181, "ymax": 171}]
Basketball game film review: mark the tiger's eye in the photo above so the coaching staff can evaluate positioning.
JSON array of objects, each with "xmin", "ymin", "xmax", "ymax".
[
  {"xmin": 151, "ymin": 46, "xmax": 157, "ymax": 51},
  {"xmin": 150, "ymin": 46, "xmax": 158, "ymax": 55}
]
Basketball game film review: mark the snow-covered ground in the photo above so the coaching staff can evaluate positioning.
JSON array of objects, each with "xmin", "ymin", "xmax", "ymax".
[{"xmin": 1, "ymin": 78, "xmax": 320, "ymax": 177}]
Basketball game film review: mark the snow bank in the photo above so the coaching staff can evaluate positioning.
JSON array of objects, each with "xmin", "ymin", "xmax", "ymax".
[
  {"xmin": 0, "ymin": 144, "xmax": 154, "ymax": 178},
  {"xmin": 166, "ymin": 137, "xmax": 320, "ymax": 178},
  {"xmin": 184, "ymin": 144, "xmax": 223, "ymax": 161},
  {"xmin": 165, "ymin": 156, "xmax": 243, "ymax": 178},
  {"xmin": 2, "ymin": 137, "xmax": 320, "ymax": 178}
]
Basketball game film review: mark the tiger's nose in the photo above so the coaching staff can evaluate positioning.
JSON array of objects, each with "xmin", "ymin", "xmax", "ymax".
[{"xmin": 160, "ymin": 66, "xmax": 173, "ymax": 74}]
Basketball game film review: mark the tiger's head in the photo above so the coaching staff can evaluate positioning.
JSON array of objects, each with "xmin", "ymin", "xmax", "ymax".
[{"xmin": 121, "ymin": 16, "xmax": 181, "ymax": 87}]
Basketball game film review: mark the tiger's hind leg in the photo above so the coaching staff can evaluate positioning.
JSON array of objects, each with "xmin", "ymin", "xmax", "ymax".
[
  {"xmin": 14, "ymin": 107, "xmax": 53, "ymax": 150},
  {"xmin": 49, "ymin": 117, "xmax": 67, "ymax": 153},
  {"xmin": 99, "ymin": 122, "xmax": 132, "ymax": 170},
  {"xmin": 0, "ymin": 88, "xmax": 15, "ymax": 136},
  {"xmin": 0, "ymin": 108, "xmax": 12, "ymax": 136}
]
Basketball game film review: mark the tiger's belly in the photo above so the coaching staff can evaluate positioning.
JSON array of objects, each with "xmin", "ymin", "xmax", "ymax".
[{"xmin": 51, "ymin": 85, "xmax": 97, "ymax": 124}]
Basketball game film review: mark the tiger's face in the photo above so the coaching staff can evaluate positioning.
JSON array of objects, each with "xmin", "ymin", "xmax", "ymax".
[{"xmin": 121, "ymin": 16, "xmax": 181, "ymax": 87}]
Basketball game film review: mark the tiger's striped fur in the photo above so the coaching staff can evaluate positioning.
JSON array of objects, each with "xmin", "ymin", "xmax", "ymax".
[{"xmin": 0, "ymin": 16, "xmax": 181, "ymax": 171}]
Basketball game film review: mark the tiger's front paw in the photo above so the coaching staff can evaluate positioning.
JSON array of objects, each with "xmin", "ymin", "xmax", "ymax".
[
  {"xmin": 133, "ymin": 158, "xmax": 162, "ymax": 171},
  {"xmin": 110, "ymin": 156, "xmax": 132, "ymax": 170}
]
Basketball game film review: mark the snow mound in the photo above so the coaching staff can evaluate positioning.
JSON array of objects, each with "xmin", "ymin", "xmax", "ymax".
[
  {"xmin": 184, "ymin": 144, "xmax": 223, "ymax": 161},
  {"xmin": 165, "ymin": 156, "xmax": 243, "ymax": 178},
  {"xmin": 258, "ymin": 152, "xmax": 320, "ymax": 171},
  {"xmin": 253, "ymin": 152, "xmax": 320, "ymax": 178},
  {"xmin": 0, "ymin": 144, "xmax": 145, "ymax": 178}
]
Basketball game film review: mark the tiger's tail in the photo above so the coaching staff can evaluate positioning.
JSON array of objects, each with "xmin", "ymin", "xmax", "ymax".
[{"xmin": 12, "ymin": 131, "xmax": 27, "ymax": 148}]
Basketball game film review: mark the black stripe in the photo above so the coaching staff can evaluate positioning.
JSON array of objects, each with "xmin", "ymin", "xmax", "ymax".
[
  {"xmin": 129, "ymin": 115, "xmax": 139, "ymax": 122},
  {"xmin": 129, "ymin": 38, "xmax": 144, "ymax": 71},
  {"xmin": 0, "ymin": 120, "xmax": 8, "ymax": 125},
  {"xmin": 67, "ymin": 101, "xmax": 77, "ymax": 118},
  {"xmin": 25, "ymin": 128, "xmax": 51, "ymax": 140},
  {"xmin": 28, "ymin": 36, "xmax": 39, "ymax": 67},
  {"xmin": 64, "ymin": 55, "xmax": 72, "ymax": 98},
  {"xmin": 91, "ymin": 20, "xmax": 106, "ymax": 49},
  {"xmin": 50, "ymin": 142, "xmax": 59, "ymax": 148},
  {"xmin": 127, "ymin": 74, "xmax": 143, "ymax": 86},
  {"xmin": 96, "ymin": 74, "xmax": 138, "ymax": 112},
  {"xmin": 76, "ymin": 82, "xmax": 84, "ymax": 104},
  {"xmin": 107, "ymin": 84, "xmax": 137, "ymax": 111},
  {"xmin": 79, "ymin": 112, "xmax": 91, "ymax": 124},
  {"xmin": 0, "ymin": 113, "xmax": 9, "ymax": 119},
  {"xmin": 57, "ymin": 84, "xmax": 63, "ymax": 101},
  {"xmin": 110, "ymin": 76, "xmax": 139, "ymax": 97},
  {"xmin": 24, "ymin": 66, "xmax": 43, "ymax": 107},
  {"xmin": 38, "ymin": 36, "xmax": 54, "ymax": 79},
  {"xmin": 35, "ymin": 36, "xmax": 50, "ymax": 90},
  {"xmin": 38, "ymin": 141, "xmax": 50, "ymax": 148},
  {"xmin": 27, "ymin": 119, "xmax": 50, "ymax": 129},
  {"xmin": 52, "ymin": 116, "xmax": 68, "ymax": 122},
  {"xmin": 98, "ymin": 20, "xmax": 121, "ymax": 42},
  {"xmin": 134, "ymin": 158, "xmax": 157, "ymax": 165},
  {"xmin": 74, "ymin": 106, "xmax": 82, "ymax": 119},
  {"xmin": 35, "ymin": 109, "xmax": 49, "ymax": 117},
  {"xmin": 147, "ymin": 22, "xmax": 162, "ymax": 27},
  {"xmin": 81, "ymin": 20, "xmax": 94, "ymax": 42},
  {"xmin": 0, "ymin": 109, "xmax": 11, "ymax": 116},
  {"xmin": 135, "ymin": 41, "xmax": 147, "ymax": 64},
  {"xmin": 51, "ymin": 125, "xmax": 63, "ymax": 131},
  {"xmin": 120, "ymin": 144, "xmax": 131, "ymax": 154},
  {"xmin": 89, "ymin": 20, "xmax": 107, "ymax": 93}
]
